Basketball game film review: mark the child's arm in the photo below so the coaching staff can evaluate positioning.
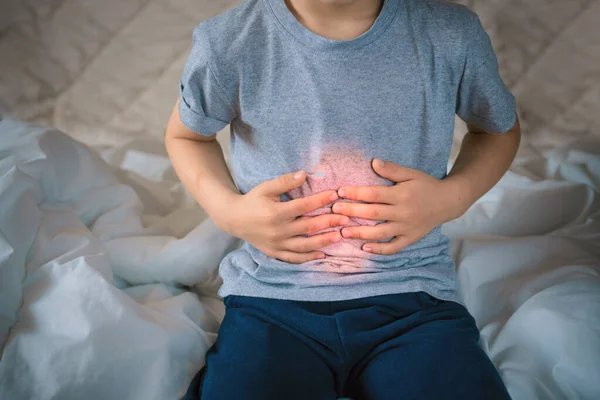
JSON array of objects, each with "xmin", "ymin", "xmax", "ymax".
[
  {"xmin": 165, "ymin": 100, "xmax": 240, "ymax": 226},
  {"xmin": 445, "ymin": 118, "xmax": 521, "ymax": 214},
  {"xmin": 333, "ymin": 119, "xmax": 520, "ymax": 255},
  {"xmin": 165, "ymin": 101, "xmax": 349, "ymax": 263}
]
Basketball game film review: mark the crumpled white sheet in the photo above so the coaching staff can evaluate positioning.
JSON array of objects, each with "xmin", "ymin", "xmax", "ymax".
[
  {"xmin": 445, "ymin": 143, "xmax": 600, "ymax": 399},
  {"xmin": 0, "ymin": 117, "xmax": 239, "ymax": 400},
  {"xmin": 0, "ymin": 117, "xmax": 599, "ymax": 400}
]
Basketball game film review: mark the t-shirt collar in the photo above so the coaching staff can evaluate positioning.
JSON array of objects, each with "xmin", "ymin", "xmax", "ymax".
[{"xmin": 265, "ymin": 0, "xmax": 399, "ymax": 51}]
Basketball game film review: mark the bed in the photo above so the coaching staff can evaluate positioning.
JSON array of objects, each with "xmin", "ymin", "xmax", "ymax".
[{"xmin": 1, "ymin": 0, "xmax": 599, "ymax": 399}]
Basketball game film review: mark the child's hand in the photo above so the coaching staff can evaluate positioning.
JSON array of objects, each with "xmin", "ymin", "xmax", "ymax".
[
  {"xmin": 226, "ymin": 171, "xmax": 350, "ymax": 263},
  {"xmin": 333, "ymin": 159, "xmax": 469, "ymax": 255}
]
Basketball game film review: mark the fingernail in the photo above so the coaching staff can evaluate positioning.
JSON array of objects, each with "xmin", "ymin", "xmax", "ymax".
[
  {"xmin": 294, "ymin": 171, "xmax": 304, "ymax": 179},
  {"xmin": 363, "ymin": 246, "xmax": 373, "ymax": 252},
  {"xmin": 338, "ymin": 188, "xmax": 346, "ymax": 197},
  {"xmin": 332, "ymin": 203, "xmax": 341, "ymax": 212},
  {"xmin": 332, "ymin": 234, "xmax": 342, "ymax": 243},
  {"xmin": 340, "ymin": 216, "xmax": 351, "ymax": 225},
  {"xmin": 330, "ymin": 192, "xmax": 338, "ymax": 201},
  {"xmin": 342, "ymin": 228, "xmax": 353, "ymax": 238},
  {"xmin": 317, "ymin": 253, "xmax": 326, "ymax": 259},
  {"xmin": 374, "ymin": 159, "xmax": 385, "ymax": 168}
]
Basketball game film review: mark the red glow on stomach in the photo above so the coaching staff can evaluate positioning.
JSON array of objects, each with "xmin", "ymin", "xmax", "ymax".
[{"xmin": 287, "ymin": 149, "xmax": 392, "ymax": 258}]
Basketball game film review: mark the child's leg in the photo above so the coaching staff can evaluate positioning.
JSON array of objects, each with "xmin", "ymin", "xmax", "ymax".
[
  {"xmin": 345, "ymin": 293, "xmax": 510, "ymax": 400},
  {"xmin": 184, "ymin": 296, "xmax": 340, "ymax": 400}
]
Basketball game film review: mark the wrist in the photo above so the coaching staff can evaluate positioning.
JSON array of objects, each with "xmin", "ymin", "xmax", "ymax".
[
  {"xmin": 440, "ymin": 175, "xmax": 475, "ymax": 221},
  {"xmin": 209, "ymin": 191, "xmax": 244, "ymax": 236}
]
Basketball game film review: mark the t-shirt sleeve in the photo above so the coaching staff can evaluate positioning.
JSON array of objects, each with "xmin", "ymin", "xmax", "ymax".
[
  {"xmin": 178, "ymin": 27, "xmax": 237, "ymax": 135},
  {"xmin": 456, "ymin": 14, "xmax": 516, "ymax": 133}
]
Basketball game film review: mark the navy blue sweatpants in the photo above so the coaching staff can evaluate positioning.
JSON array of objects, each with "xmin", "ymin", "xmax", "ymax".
[{"xmin": 184, "ymin": 292, "xmax": 511, "ymax": 400}]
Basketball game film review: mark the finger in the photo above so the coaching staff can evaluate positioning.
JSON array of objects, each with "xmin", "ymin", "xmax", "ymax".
[
  {"xmin": 258, "ymin": 171, "xmax": 306, "ymax": 198},
  {"xmin": 363, "ymin": 236, "xmax": 414, "ymax": 255},
  {"xmin": 281, "ymin": 190, "xmax": 339, "ymax": 217},
  {"xmin": 274, "ymin": 250, "xmax": 326, "ymax": 264},
  {"xmin": 337, "ymin": 186, "xmax": 395, "ymax": 204},
  {"xmin": 283, "ymin": 231, "xmax": 342, "ymax": 253},
  {"xmin": 331, "ymin": 202, "xmax": 395, "ymax": 221},
  {"xmin": 371, "ymin": 159, "xmax": 421, "ymax": 183},
  {"xmin": 289, "ymin": 214, "xmax": 351, "ymax": 236},
  {"xmin": 340, "ymin": 223, "xmax": 398, "ymax": 241}
]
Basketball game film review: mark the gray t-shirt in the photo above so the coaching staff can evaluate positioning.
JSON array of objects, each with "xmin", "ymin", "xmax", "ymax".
[{"xmin": 179, "ymin": 0, "xmax": 516, "ymax": 302}]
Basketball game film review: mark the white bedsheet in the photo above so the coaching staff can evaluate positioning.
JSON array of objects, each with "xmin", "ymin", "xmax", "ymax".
[
  {"xmin": 0, "ymin": 117, "xmax": 239, "ymax": 400},
  {"xmin": 0, "ymin": 117, "xmax": 599, "ymax": 399}
]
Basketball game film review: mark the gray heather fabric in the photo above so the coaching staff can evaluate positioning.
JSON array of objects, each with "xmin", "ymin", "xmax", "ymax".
[{"xmin": 178, "ymin": 0, "xmax": 516, "ymax": 302}]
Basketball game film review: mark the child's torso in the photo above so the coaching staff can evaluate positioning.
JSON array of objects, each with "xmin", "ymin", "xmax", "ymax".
[{"xmin": 206, "ymin": 0, "xmax": 472, "ymax": 301}]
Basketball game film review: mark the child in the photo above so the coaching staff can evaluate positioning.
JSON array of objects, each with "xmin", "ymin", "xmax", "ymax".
[{"xmin": 166, "ymin": 0, "xmax": 520, "ymax": 399}]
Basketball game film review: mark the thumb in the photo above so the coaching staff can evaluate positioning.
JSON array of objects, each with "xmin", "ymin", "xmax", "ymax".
[
  {"xmin": 258, "ymin": 170, "xmax": 306, "ymax": 198},
  {"xmin": 372, "ymin": 159, "xmax": 419, "ymax": 183}
]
